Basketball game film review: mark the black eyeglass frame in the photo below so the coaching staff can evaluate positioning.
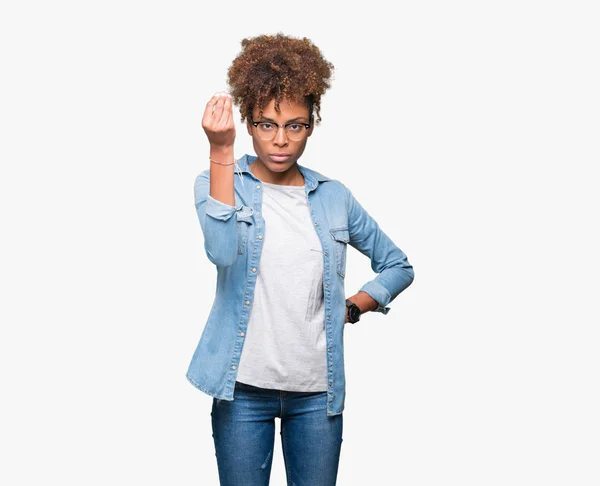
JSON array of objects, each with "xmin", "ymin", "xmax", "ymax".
[{"xmin": 250, "ymin": 120, "xmax": 312, "ymax": 140}]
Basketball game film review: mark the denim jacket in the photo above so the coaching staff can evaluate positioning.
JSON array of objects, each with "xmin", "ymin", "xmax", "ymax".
[{"xmin": 186, "ymin": 154, "xmax": 414, "ymax": 416}]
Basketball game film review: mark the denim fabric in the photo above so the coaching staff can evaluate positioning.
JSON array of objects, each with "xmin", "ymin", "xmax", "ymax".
[
  {"xmin": 186, "ymin": 154, "xmax": 414, "ymax": 416},
  {"xmin": 212, "ymin": 381, "xmax": 342, "ymax": 485}
]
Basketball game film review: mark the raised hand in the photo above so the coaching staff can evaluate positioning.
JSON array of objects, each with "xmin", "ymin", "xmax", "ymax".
[{"xmin": 202, "ymin": 92, "xmax": 235, "ymax": 148}]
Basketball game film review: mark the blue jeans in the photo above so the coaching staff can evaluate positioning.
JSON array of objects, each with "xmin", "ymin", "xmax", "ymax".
[{"xmin": 211, "ymin": 380, "xmax": 344, "ymax": 485}]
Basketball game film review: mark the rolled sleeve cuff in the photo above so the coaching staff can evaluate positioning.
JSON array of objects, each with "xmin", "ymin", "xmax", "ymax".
[
  {"xmin": 359, "ymin": 280, "xmax": 392, "ymax": 315},
  {"xmin": 205, "ymin": 194, "xmax": 239, "ymax": 222}
]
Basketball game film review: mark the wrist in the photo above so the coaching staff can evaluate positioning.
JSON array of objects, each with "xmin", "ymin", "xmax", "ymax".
[
  {"xmin": 210, "ymin": 144, "xmax": 235, "ymax": 161},
  {"xmin": 345, "ymin": 299, "xmax": 361, "ymax": 324},
  {"xmin": 347, "ymin": 292, "xmax": 379, "ymax": 314}
]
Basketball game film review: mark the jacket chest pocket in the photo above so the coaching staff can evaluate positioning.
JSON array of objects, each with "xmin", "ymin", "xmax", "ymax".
[
  {"xmin": 330, "ymin": 227, "xmax": 349, "ymax": 279},
  {"xmin": 237, "ymin": 221, "xmax": 251, "ymax": 254},
  {"xmin": 236, "ymin": 206, "xmax": 254, "ymax": 255}
]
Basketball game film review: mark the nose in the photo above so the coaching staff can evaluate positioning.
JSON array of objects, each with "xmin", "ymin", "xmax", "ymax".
[{"xmin": 273, "ymin": 126, "xmax": 289, "ymax": 146}]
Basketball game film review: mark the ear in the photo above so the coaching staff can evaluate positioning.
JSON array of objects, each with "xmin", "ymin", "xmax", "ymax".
[{"xmin": 246, "ymin": 120, "xmax": 253, "ymax": 137}]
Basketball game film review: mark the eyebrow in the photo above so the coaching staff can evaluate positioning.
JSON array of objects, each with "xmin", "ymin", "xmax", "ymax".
[{"xmin": 257, "ymin": 116, "xmax": 308, "ymax": 123}]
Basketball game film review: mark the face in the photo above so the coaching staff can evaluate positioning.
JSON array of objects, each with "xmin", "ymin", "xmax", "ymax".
[{"xmin": 246, "ymin": 97, "xmax": 314, "ymax": 180}]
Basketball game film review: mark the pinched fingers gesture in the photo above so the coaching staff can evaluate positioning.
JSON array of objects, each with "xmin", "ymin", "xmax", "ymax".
[{"xmin": 202, "ymin": 92, "xmax": 235, "ymax": 148}]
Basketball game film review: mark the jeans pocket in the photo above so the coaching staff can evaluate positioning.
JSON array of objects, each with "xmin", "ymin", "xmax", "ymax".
[
  {"xmin": 330, "ymin": 227, "xmax": 349, "ymax": 279},
  {"xmin": 237, "ymin": 221, "xmax": 251, "ymax": 254},
  {"xmin": 236, "ymin": 205, "xmax": 254, "ymax": 255}
]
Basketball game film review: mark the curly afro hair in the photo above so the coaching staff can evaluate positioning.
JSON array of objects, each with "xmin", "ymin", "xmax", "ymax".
[{"xmin": 227, "ymin": 33, "xmax": 335, "ymax": 126}]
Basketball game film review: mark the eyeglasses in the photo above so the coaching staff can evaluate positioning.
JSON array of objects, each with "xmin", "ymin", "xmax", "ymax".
[{"xmin": 250, "ymin": 120, "xmax": 311, "ymax": 141}]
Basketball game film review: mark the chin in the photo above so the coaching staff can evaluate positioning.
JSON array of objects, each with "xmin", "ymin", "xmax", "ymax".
[
  {"xmin": 266, "ymin": 160, "xmax": 295, "ymax": 170},
  {"xmin": 272, "ymin": 163, "xmax": 293, "ymax": 171}
]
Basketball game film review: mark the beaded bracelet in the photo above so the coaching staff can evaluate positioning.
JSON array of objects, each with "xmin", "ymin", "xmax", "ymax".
[
  {"xmin": 208, "ymin": 156, "xmax": 245, "ymax": 189},
  {"xmin": 209, "ymin": 157, "xmax": 237, "ymax": 166}
]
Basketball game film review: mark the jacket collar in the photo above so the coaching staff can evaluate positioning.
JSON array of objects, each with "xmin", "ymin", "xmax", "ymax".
[{"xmin": 236, "ymin": 154, "xmax": 331, "ymax": 190}]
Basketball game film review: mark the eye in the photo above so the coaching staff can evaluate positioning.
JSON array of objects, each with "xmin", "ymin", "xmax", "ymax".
[
  {"xmin": 288, "ymin": 124, "xmax": 302, "ymax": 132},
  {"xmin": 260, "ymin": 123, "xmax": 274, "ymax": 130}
]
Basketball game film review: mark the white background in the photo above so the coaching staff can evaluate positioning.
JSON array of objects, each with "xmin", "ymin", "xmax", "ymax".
[{"xmin": 1, "ymin": 1, "xmax": 599, "ymax": 484}]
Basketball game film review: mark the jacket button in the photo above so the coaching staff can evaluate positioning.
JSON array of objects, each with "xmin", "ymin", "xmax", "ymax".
[
  {"xmin": 252, "ymin": 268, "xmax": 256, "ymax": 272},
  {"xmin": 245, "ymin": 300, "xmax": 250, "ymax": 305},
  {"xmin": 329, "ymin": 382, "xmax": 333, "ymax": 387},
  {"xmin": 240, "ymin": 332, "xmax": 244, "ymax": 337},
  {"xmin": 324, "ymin": 251, "xmax": 328, "ymax": 256},
  {"xmin": 328, "ymin": 348, "xmax": 331, "ymax": 352},
  {"xmin": 325, "ymin": 284, "xmax": 328, "ymax": 288},
  {"xmin": 256, "ymin": 184, "xmax": 261, "ymax": 189},
  {"xmin": 314, "ymin": 222, "xmax": 318, "ymax": 226},
  {"xmin": 327, "ymin": 315, "xmax": 331, "ymax": 320},
  {"xmin": 231, "ymin": 365, "xmax": 237, "ymax": 370},
  {"xmin": 258, "ymin": 235, "xmax": 263, "ymax": 239}
]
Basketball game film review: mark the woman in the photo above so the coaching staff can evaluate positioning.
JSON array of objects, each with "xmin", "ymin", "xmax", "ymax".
[{"xmin": 186, "ymin": 33, "xmax": 414, "ymax": 485}]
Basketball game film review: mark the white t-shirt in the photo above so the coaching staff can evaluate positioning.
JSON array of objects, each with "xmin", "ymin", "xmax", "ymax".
[{"xmin": 236, "ymin": 180, "xmax": 328, "ymax": 391}]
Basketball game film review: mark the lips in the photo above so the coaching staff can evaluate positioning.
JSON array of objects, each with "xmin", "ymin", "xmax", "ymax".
[{"xmin": 269, "ymin": 154, "xmax": 292, "ymax": 162}]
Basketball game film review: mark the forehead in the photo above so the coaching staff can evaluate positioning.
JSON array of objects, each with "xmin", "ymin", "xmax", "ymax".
[{"xmin": 254, "ymin": 98, "xmax": 310, "ymax": 119}]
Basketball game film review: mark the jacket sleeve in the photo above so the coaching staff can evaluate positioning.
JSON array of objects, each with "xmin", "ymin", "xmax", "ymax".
[
  {"xmin": 194, "ymin": 171, "xmax": 243, "ymax": 267},
  {"xmin": 343, "ymin": 183, "xmax": 415, "ymax": 314}
]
